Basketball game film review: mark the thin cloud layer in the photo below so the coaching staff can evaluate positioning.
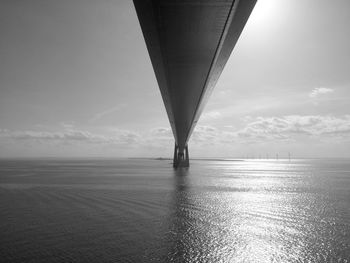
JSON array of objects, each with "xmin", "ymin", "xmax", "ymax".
[
  {"xmin": 240, "ymin": 115, "xmax": 350, "ymax": 138},
  {"xmin": 0, "ymin": 128, "xmax": 140, "ymax": 145},
  {"xmin": 191, "ymin": 115, "xmax": 350, "ymax": 144},
  {"xmin": 201, "ymin": 110, "xmax": 222, "ymax": 121},
  {"xmin": 90, "ymin": 104, "xmax": 127, "ymax": 123},
  {"xmin": 1, "ymin": 115, "xmax": 349, "ymax": 157},
  {"xmin": 309, "ymin": 87, "xmax": 334, "ymax": 98}
]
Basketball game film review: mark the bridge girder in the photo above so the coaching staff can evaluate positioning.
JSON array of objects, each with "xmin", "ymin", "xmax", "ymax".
[{"xmin": 133, "ymin": 0, "xmax": 257, "ymax": 167}]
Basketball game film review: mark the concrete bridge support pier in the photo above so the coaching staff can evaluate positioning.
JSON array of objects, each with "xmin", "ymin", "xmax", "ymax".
[{"xmin": 173, "ymin": 144, "xmax": 189, "ymax": 168}]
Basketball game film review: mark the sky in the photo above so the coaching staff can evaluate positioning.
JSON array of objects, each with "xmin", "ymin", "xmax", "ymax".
[{"xmin": 0, "ymin": 0, "xmax": 349, "ymax": 158}]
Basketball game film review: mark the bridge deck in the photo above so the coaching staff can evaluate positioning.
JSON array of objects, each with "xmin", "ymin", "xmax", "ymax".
[{"xmin": 133, "ymin": 0, "xmax": 257, "ymax": 166}]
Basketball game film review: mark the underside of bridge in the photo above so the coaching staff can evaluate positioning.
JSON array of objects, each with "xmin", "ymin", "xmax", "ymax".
[{"xmin": 133, "ymin": 0, "xmax": 257, "ymax": 168}]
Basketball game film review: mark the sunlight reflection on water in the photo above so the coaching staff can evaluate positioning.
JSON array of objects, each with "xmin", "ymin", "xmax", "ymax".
[
  {"xmin": 164, "ymin": 159, "xmax": 350, "ymax": 262},
  {"xmin": 0, "ymin": 159, "xmax": 349, "ymax": 262}
]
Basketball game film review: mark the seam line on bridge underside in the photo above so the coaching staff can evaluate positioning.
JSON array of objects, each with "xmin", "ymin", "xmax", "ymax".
[{"xmin": 184, "ymin": 0, "xmax": 239, "ymax": 145}]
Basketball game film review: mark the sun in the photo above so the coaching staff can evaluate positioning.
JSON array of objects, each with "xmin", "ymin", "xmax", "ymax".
[{"xmin": 247, "ymin": 0, "xmax": 289, "ymax": 30}]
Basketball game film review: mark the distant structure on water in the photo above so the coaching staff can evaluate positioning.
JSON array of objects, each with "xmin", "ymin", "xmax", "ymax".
[{"xmin": 134, "ymin": 0, "xmax": 257, "ymax": 167}]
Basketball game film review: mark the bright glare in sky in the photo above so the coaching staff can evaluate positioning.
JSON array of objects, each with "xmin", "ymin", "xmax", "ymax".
[{"xmin": 249, "ymin": 0, "xmax": 279, "ymax": 24}]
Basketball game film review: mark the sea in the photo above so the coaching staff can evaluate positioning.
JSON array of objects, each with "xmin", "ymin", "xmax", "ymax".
[{"xmin": 0, "ymin": 158, "xmax": 349, "ymax": 263}]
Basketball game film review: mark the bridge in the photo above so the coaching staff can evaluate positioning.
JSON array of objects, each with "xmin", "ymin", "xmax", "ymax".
[{"xmin": 133, "ymin": 0, "xmax": 257, "ymax": 167}]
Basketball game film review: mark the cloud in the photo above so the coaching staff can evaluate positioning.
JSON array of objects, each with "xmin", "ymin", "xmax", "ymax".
[
  {"xmin": 309, "ymin": 87, "xmax": 334, "ymax": 98},
  {"xmin": 1, "ymin": 116, "xmax": 349, "ymax": 151},
  {"xmin": 0, "ymin": 128, "xmax": 141, "ymax": 145},
  {"xmin": 190, "ymin": 115, "xmax": 350, "ymax": 145},
  {"xmin": 150, "ymin": 127, "xmax": 172, "ymax": 136},
  {"xmin": 115, "ymin": 130, "xmax": 140, "ymax": 144},
  {"xmin": 236, "ymin": 115, "xmax": 350, "ymax": 142},
  {"xmin": 191, "ymin": 125, "xmax": 221, "ymax": 143},
  {"xmin": 89, "ymin": 104, "xmax": 126, "ymax": 122},
  {"xmin": 137, "ymin": 127, "xmax": 174, "ymax": 149},
  {"xmin": 200, "ymin": 110, "xmax": 222, "ymax": 120}
]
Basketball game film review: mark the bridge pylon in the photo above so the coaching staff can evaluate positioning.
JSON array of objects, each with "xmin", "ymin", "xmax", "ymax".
[{"xmin": 173, "ymin": 144, "xmax": 189, "ymax": 168}]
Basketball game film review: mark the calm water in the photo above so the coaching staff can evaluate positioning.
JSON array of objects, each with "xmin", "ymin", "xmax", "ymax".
[{"xmin": 0, "ymin": 158, "xmax": 349, "ymax": 262}]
